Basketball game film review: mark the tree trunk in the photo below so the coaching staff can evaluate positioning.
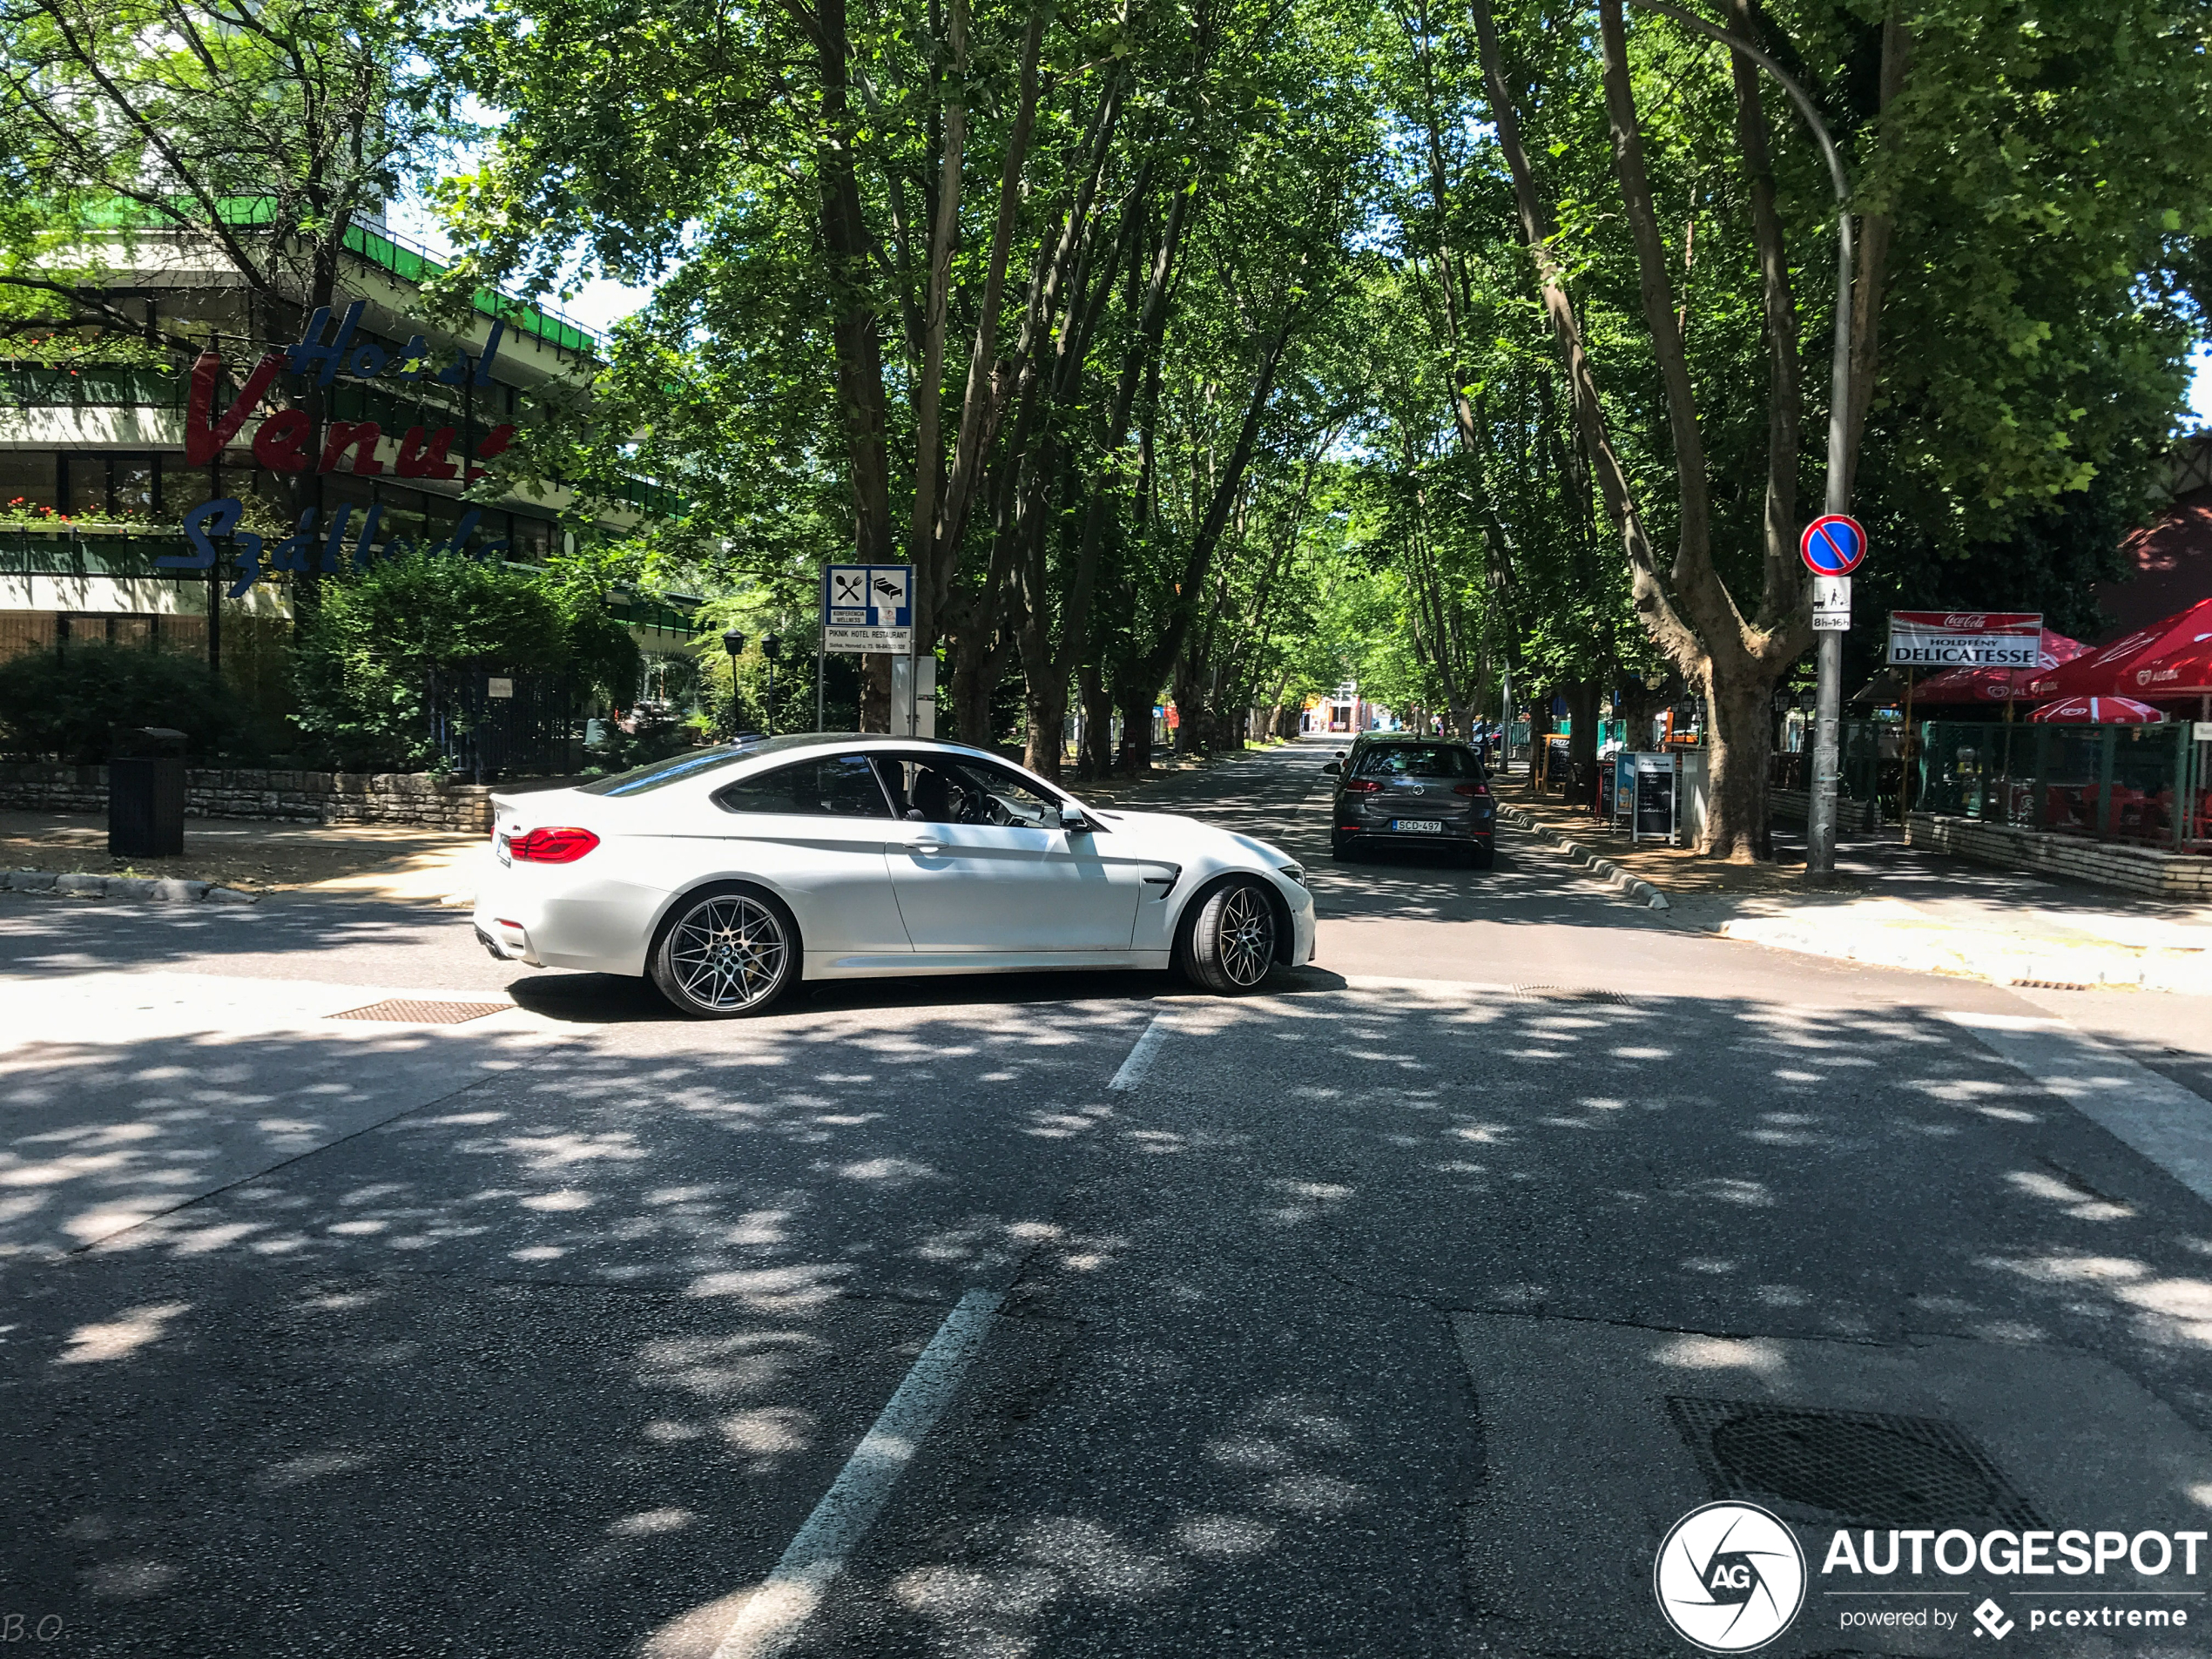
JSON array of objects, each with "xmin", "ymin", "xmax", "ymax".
[
  {"xmin": 1023, "ymin": 667, "xmax": 1069, "ymax": 779},
  {"xmin": 948, "ymin": 632, "xmax": 1006, "ymax": 749},
  {"xmin": 1703, "ymin": 670, "xmax": 1773, "ymax": 859},
  {"xmin": 1076, "ymin": 662, "xmax": 1115, "ymax": 778},
  {"xmin": 1116, "ymin": 680, "xmax": 1153, "ymax": 775},
  {"xmin": 1565, "ymin": 679, "xmax": 1602, "ymax": 811}
]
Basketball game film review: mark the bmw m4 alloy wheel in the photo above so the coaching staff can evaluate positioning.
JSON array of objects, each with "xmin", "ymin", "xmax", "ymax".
[
  {"xmin": 1181, "ymin": 879, "xmax": 1278, "ymax": 994},
  {"xmin": 651, "ymin": 887, "xmax": 799, "ymax": 1016}
]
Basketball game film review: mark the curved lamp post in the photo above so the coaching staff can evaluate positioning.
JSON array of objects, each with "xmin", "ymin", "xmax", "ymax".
[{"xmin": 1625, "ymin": 0, "xmax": 1854, "ymax": 875}]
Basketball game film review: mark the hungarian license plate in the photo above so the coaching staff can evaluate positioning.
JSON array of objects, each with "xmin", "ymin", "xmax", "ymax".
[
  {"xmin": 1391, "ymin": 819, "xmax": 1444, "ymax": 833},
  {"xmin": 496, "ymin": 834, "xmax": 511, "ymax": 867}
]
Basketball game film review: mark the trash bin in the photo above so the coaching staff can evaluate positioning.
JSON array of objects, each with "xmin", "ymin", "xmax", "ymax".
[{"xmin": 109, "ymin": 727, "xmax": 188, "ymax": 858}]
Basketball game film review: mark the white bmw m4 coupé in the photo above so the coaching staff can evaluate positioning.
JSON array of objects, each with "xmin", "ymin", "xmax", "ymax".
[{"xmin": 474, "ymin": 733, "xmax": 1316, "ymax": 1016}]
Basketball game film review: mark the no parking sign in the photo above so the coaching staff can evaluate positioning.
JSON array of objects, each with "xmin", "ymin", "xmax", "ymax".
[{"xmin": 1799, "ymin": 514, "xmax": 1867, "ymax": 577}]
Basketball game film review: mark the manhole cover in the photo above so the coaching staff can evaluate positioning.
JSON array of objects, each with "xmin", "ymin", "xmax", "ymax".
[
  {"xmin": 1669, "ymin": 1397, "xmax": 2041, "ymax": 1527},
  {"xmin": 330, "ymin": 999, "xmax": 509, "ymax": 1025},
  {"xmin": 1513, "ymin": 985, "xmax": 1628, "ymax": 1005}
]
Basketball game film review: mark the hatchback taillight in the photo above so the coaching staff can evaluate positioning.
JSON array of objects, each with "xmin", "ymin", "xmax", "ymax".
[
  {"xmin": 509, "ymin": 826, "xmax": 600, "ymax": 863},
  {"xmin": 1343, "ymin": 778, "xmax": 1382, "ymax": 793},
  {"xmin": 1454, "ymin": 783, "xmax": 1489, "ymax": 797}
]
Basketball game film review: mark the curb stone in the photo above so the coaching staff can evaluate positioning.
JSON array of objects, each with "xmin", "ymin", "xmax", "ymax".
[
  {"xmin": 0, "ymin": 869, "xmax": 250, "ymax": 904},
  {"xmin": 1496, "ymin": 806, "xmax": 1670, "ymax": 910}
]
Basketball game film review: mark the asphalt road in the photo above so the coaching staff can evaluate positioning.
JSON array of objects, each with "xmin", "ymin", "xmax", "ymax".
[{"xmin": 5, "ymin": 739, "xmax": 2212, "ymax": 1658}]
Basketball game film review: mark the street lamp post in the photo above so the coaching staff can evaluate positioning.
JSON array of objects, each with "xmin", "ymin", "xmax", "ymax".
[
  {"xmin": 1623, "ymin": 0, "xmax": 1854, "ymax": 877},
  {"xmin": 722, "ymin": 628, "xmax": 746, "ymax": 738}
]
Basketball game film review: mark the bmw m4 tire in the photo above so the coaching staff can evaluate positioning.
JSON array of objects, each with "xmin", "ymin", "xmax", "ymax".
[
  {"xmin": 650, "ymin": 885, "xmax": 800, "ymax": 1017},
  {"xmin": 1179, "ymin": 879, "xmax": 1278, "ymax": 995}
]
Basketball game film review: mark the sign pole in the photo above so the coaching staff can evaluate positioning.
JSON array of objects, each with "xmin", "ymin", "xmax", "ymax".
[
  {"xmin": 1801, "ymin": 516, "xmax": 1866, "ymax": 876},
  {"xmin": 1900, "ymin": 666, "xmax": 1915, "ymax": 815},
  {"xmin": 1809, "ymin": 630, "xmax": 1844, "ymax": 873}
]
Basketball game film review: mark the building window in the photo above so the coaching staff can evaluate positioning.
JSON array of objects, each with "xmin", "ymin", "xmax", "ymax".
[
  {"xmin": 59, "ymin": 613, "xmax": 158, "ymax": 649},
  {"xmin": 113, "ymin": 455, "xmax": 158, "ymax": 516},
  {"xmin": 510, "ymin": 514, "xmax": 556, "ymax": 562},
  {"xmin": 0, "ymin": 451, "xmax": 57, "ymax": 513},
  {"xmin": 62, "ymin": 455, "xmax": 105, "ymax": 517},
  {"xmin": 48, "ymin": 454, "xmax": 166, "ymax": 520}
]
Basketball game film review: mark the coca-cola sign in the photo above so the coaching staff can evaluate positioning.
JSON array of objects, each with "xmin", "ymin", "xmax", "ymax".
[{"xmin": 1887, "ymin": 610, "xmax": 2043, "ymax": 669}]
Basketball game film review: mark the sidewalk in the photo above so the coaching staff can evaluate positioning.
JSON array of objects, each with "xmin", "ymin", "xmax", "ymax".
[
  {"xmin": 1505, "ymin": 784, "xmax": 2212, "ymax": 995},
  {"xmin": 0, "ymin": 811, "xmax": 488, "ymax": 903}
]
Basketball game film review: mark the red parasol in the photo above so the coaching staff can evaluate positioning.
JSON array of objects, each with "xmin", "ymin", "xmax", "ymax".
[
  {"xmin": 2023, "ymin": 597, "xmax": 2212, "ymax": 702},
  {"xmin": 2027, "ymin": 696, "xmax": 2167, "ymax": 724},
  {"xmin": 1910, "ymin": 629, "xmax": 2091, "ymax": 705}
]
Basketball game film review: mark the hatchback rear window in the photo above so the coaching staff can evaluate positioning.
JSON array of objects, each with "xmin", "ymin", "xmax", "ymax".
[{"xmin": 1353, "ymin": 745, "xmax": 1483, "ymax": 779}]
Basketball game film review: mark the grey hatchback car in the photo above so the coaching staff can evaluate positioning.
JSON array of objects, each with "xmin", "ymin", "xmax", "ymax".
[{"xmin": 1325, "ymin": 734, "xmax": 1496, "ymax": 867}]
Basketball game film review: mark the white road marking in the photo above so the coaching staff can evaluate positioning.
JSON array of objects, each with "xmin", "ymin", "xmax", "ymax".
[
  {"xmin": 1108, "ymin": 1010, "xmax": 1177, "ymax": 1090},
  {"xmin": 1944, "ymin": 1011, "xmax": 2212, "ymax": 1206},
  {"xmin": 705, "ymin": 1288, "xmax": 1004, "ymax": 1659}
]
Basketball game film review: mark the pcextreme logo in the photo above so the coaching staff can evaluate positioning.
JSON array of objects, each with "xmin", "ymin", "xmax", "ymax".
[{"xmin": 1655, "ymin": 1502, "xmax": 1808, "ymax": 1652}]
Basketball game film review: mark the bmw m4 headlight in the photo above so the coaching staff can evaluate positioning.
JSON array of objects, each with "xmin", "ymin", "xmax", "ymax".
[{"xmin": 1278, "ymin": 863, "xmax": 1306, "ymax": 888}]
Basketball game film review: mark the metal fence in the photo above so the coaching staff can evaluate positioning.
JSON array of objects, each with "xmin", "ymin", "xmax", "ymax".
[
  {"xmin": 428, "ymin": 669, "xmax": 581, "ymax": 782},
  {"xmin": 1919, "ymin": 719, "xmax": 2210, "ymax": 851}
]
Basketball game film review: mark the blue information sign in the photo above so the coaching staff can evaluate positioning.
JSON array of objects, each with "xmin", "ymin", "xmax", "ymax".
[{"xmin": 821, "ymin": 563, "xmax": 913, "ymax": 652}]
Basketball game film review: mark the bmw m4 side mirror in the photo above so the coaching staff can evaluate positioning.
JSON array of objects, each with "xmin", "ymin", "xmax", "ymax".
[{"xmin": 1059, "ymin": 803, "xmax": 1091, "ymax": 832}]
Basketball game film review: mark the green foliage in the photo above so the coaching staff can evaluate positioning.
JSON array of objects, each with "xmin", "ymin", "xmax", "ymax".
[
  {"xmin": 0, "ymin": 0, "xmax": 465, "ymax": 340},
  {"xmin": 0, "ymin": 646, "xmax": 241, "ymax": 762},
  {"xmin": 291, "ymin": 553, "xmax": 642, "ymax": 769}
]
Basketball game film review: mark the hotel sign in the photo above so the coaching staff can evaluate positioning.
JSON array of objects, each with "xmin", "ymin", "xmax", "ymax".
[{"xmin": 157, "ymin": 300, "xmax": 523, "ymax": 594}]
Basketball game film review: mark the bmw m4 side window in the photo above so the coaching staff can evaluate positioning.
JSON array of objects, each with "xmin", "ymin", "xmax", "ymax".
[{"xmin": 713, "ymin": 756, "xmax": 894, "ymax": 817}]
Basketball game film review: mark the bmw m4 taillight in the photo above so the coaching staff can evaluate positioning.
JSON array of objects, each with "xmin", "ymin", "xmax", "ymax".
[{"xmin": 509, "ymin": 827, "xmax": 601, "ymax": 863}]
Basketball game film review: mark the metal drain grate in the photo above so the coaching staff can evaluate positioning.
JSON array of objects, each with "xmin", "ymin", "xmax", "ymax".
[
  {"xmin": 1668, "ymin": 1397, "xmax": 2042, "ymax": 1528},
  {"xmin": 330, "ymin": 999, "xmax": 510, "ymax": 1025},
  {"xmin": 2012, "ymin": 978, "xmax": 2093, "ymax": 993},
  {"xmin": 1514, "ymin": 985, "xmax": 1628, "ymax": 1005}
]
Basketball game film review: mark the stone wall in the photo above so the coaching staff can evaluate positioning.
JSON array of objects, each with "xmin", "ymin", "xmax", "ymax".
[
  {"xmin": 1906, "ymin": 811, "xmax": 2212, "ymax": 900},
  {"xmin": 0, "ymin": 762, "xmax": 498, "ymax": 832}
]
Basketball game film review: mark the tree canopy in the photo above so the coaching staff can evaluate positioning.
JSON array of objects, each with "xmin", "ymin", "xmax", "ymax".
[{"xmin": 7, "ymin": 0, "xmax": 2209, "ymax": 849}]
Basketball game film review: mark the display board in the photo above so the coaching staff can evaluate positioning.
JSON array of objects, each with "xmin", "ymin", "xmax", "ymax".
[{"xmin": 1629, "ymin": 752, "xmax": 1678, "ymax": 844}]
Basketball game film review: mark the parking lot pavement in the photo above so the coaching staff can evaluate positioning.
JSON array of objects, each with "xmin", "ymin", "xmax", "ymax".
[{"xmin": 6, "ymin": 739, "xmax": 2212, "ymax": 1657}]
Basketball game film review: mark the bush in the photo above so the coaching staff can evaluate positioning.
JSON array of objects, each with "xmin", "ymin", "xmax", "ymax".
[
  {"xmin": 292, "ymin": 551, "xmax": 643, "ymax": 771},
  {"xmin": 0, "ymin": 645, "xmax": 242, "ymax": 762}
]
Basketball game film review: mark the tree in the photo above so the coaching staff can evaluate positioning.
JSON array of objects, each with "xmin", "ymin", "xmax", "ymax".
[
  {"xmin": 2, "ymin": 0, "xmax": 469, "ymax": 608},
  {"xmin": 1385, "ymin": 0, "xmax": 2212, "ymax": 857},
  {"xmin": 431, "ymin": 0, "xmax": 1386, "ymax": 774},
  {"xmin": 292, "ymin": 551, "xmax": 640, "ymax": 768}
]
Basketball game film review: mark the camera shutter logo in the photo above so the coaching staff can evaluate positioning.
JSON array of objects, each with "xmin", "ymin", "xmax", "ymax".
[{"xmin": 1654, "ymin": 1501, "xmax": 1806, "ymax": 1652}]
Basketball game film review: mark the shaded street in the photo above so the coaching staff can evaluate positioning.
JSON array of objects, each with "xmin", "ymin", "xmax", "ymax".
[{"xmin": 5, "ymin": 738, "xmax": 2212, "ymax": 1656}]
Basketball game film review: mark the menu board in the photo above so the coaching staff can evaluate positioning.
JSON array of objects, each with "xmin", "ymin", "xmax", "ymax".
[{"xmin": 1631, "ymin": 754, "xmax": 1677, "ymax": 841}]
